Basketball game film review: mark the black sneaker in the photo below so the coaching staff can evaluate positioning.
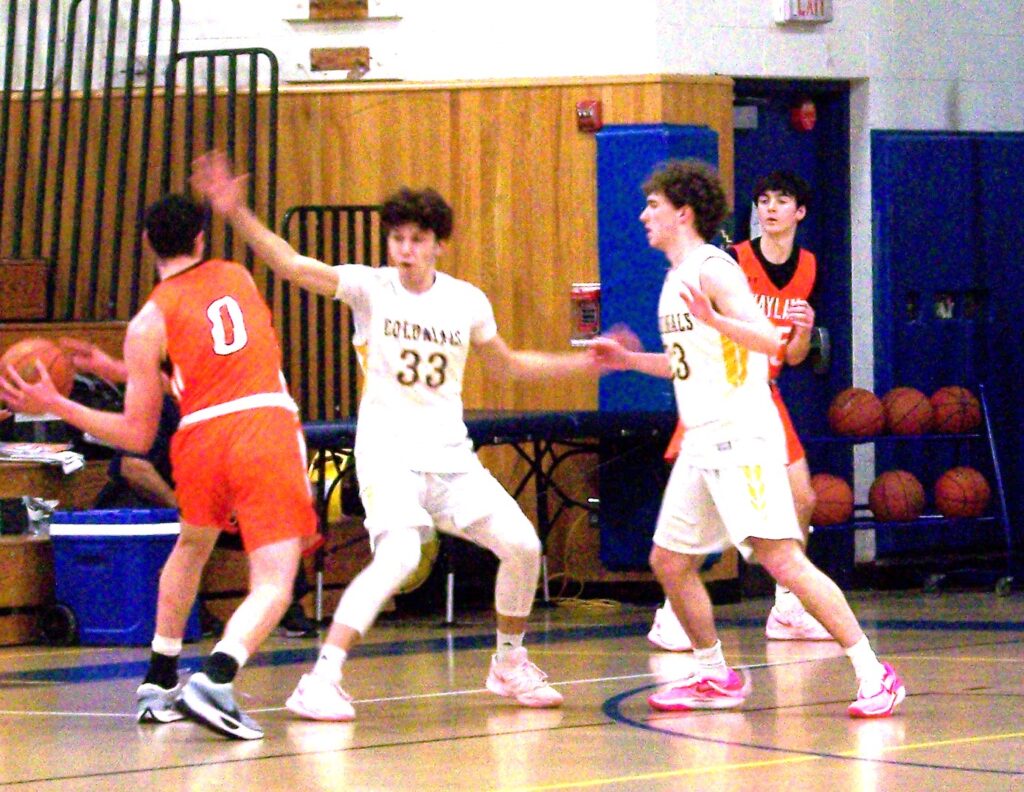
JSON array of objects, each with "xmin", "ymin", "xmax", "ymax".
[{"xmin": 278, "ymin": 603, "xmax": 319, "ymax": 638}]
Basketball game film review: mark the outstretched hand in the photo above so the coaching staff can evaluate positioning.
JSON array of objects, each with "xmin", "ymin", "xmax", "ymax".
[
  {"xmin": 679, "ymin": 278, "xmax": 714, "ymax": 324},
  {"xmin": 191, "ymin": 150, "xmax": 248, "ymax": 216},
  {"xmin": 584, "ymin": 335, "xmax": 634, "ymax": 372},
  {"xmin": 0, "ymin": 361, "xmax": 62, "ymax": 416}
]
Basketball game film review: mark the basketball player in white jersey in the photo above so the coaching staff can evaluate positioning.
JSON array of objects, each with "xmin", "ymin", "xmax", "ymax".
[
  {"xmin": 589, "ymin": 159, "xmax": 904, "ymax": 717},
  {"xmin": 192, "ymin": 151, "xmax": 598, "ymax": 721}
]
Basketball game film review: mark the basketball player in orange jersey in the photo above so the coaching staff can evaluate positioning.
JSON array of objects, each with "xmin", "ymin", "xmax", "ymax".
[
  {"xmin": 0, "ymin": 194, "xmax": 318, "ymax": 740},
  {"xmin": 647, "ymin": 170, "xmax": 832, "ymax": 651},
  {"xmin": 589, "ymin": 159, "xmax": 904, "ymax": 717}
]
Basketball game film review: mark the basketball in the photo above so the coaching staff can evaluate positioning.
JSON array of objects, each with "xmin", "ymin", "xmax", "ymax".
[
  {"xmin": 828, "ymin": 387, "xmax": 885, "ymax": 436},
  {"xmin": 868, "ymin": 470, "xmax": 925, "ymax": 522},
  {"xmin": 934, "ymin": 466, "xmax": 991, "ymax": 518},
  {"xmin": 398, "ymin": 533, "xmax": 440, "ymax": 594},
  {"xmin": 810, "ymin": 473, "xmax": 854, "ymax": 526},
  {"xmin": 930, "ymin": 386, "xmax": 981, "ymax": 434},
  {"xmin": 881, "ymin": 386, "xmax": 933, "ymax": 435},
  {"xmin": 0, "ymin": 337, "xmax": 75, "ymax": 401}
]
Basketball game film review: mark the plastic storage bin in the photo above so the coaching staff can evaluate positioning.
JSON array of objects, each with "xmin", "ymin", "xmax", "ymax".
[{"xmin": 46, "ymin": 508, "xmax": 201, "ymax": 645}]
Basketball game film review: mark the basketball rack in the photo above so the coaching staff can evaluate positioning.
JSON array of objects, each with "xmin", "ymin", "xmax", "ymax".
[{"xmin": 807, "ymin": 383, "xmax": 1016, "ymax": 595}]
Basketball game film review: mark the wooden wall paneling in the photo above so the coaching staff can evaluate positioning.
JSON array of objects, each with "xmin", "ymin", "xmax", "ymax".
[
  {"xmin": 0, "ymin": 321, "xmax": 127, "ymax": 357},
  {"xmin": 309, "ymin": 47, "xmax": 371, "ymax": 74},
  {"xmin": 309, "ymin": 0, "xmax": 369, "ymax": 20},
  {"xmin": 0, "ymin": 537, "xmax": 54, "ymax": 646}
]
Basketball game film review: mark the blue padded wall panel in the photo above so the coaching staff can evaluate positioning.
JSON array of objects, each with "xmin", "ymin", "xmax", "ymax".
[
  {"xmin": 596, "ymin": 124, "xmax": 718, "ymax": 413},
  {"xmin": 596, "ymin": 124, "xmax": 718, "ymax": 570}
]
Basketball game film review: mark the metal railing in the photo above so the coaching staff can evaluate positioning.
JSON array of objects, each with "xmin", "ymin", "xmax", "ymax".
[{"xmin": 280, "ymin": 205, "xmax": 386, "ymax": 419}]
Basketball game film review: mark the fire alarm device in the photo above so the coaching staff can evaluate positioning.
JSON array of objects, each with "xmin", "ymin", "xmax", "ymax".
[{"xmin": 576, "ymin": 100, "xmax": 602, "ymax": 133}]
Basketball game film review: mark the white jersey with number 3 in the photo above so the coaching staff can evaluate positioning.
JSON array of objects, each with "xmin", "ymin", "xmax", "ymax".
[
  {"xmin": 334, "ymin": 265, "xmax": 498, "ymax": 472},
  {"xmin": 659, "ymin": 245, "xmax": 782, "ymax": 461}
]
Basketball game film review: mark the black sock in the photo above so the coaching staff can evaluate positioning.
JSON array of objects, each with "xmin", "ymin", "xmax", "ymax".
[
  {"xmin": 143, "ymin": 651, "xmax": 179, "ymax": 689},
  {"xmin": 203, "ymin": 651, "xmax": 240, "ymax": 684}
]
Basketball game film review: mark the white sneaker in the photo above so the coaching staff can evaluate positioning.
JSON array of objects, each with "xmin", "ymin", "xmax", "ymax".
[
  {"xmin": 486, "ymin": 648, "xmax": 563, "ymax": 708},
  {"xmin": 647, "ymin": 605, "xmax": 693, "ymax": 652},
  {"xmin": 286, "ymin": 673, "xmax": 356, "ymax": 722},
  {"xmin": 136, "ymin": 681, "xmax": 185, "ymax": 723},
  {"xmin": 765, "ymin": 606, "xmax": 834, "ymax": 641}
]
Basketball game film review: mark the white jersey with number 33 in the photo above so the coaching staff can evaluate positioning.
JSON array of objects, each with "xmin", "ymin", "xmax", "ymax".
[{"xmin": 334, "ymin": 265, "xmax": 498, "ymax": 472}]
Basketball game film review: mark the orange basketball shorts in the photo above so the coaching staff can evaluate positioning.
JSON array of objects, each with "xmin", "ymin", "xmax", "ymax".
[{"xmin": 171, "ymin": 407, "xmax": 318, "ymax": 552}]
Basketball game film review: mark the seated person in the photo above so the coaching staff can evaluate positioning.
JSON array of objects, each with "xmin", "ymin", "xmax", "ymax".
[{"xmin": 64, "ymin": 339, "xmax": 318, "ymax": 639}]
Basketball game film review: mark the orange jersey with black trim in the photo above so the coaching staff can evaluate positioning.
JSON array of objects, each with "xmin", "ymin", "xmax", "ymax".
[
  {"xmin": 146, "ymin": 259, "xmax": 289, "ymax": 416},
  {"xmin": 731, "ymin": 240, "xmax": 816, "ymax": 380}
]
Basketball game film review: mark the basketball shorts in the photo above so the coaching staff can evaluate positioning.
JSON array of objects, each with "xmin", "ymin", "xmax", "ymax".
[
  {"xmin": 171, "ymin": 408, "xmax": 318, "ymax": 552},
  {"xmin": 653, "ymin": 436, "xmax": 802, "ymax": 561},
  {"xmin": 355, "ymin": 453, "xmax": 528, "ymax": 546},
  {"xmin": 663, "ymin": 386, "xmax": 806, "ymax": 467},
  {"xmin": 770, "ymin": 383, "xmax": 806, "ymax": 465}
]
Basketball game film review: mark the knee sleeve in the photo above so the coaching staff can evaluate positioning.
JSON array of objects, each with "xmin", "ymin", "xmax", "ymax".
[
  {"xmin": 468, "ymin": 510, "xmax": 541, "ymax": 619},
  {"xmin": 333, "ymin": 526, "xmax": 422, "ymax": 635}
]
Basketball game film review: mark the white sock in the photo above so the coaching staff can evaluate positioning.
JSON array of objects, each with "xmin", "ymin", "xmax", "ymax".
[
  {"xmin": 693, "ymin": 639, "xmax": 728, "ymax": 679},
  {"xmin": 496, "ymin": 630, "xmax": 524, "ymax": 660},
  {"xmin": 313, "ymin": 643, "xmax": 347, "ymax": 684},
  {"xmin": 212, "ymin": 638, "xmax": 250, "ymax": 669},
  {"xmin": 151, "ymin": 634, "xmax": 182, "ymax": 656},
  {"xmin": 845, "ymin": 636, "xmax": 883, "ymax": 690}
]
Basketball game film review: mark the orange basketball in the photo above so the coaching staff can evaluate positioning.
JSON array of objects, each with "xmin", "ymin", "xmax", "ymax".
[
  {"xmin": 810, "ymin": 473, "xmax": 854, "ymax": 526},
  {"xmin": 0, "ymin": 337, "xmax": 75, "ymax": 402},
  {"xmin": 929, "ymin": 386, "xmax": 981, "ymax": 434},
  {"xmin": 934, "ymin": 466, "xmax": 991, "ymax": 518},
  {"xmin": 828, "ymin": 387, "xmax": 885, "ymax": 436},
  {"xmin": 881, "ymin": 387, "xmax": 933, "ymax": 435},
  {"xmin": 868, "ymin": 470, "xmax": 925, "ymax": 522}
]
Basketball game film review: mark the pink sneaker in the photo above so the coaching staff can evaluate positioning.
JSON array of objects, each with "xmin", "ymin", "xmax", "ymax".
[
  {"xmin": 648, "ymin": 667, "xmax": 751, "ymax": 711},
  {"xmin": 285, "ymin": 673, "xmax": 356, "ymax": 722},
  {"xmin": 647, "ymin": 605, "xmax": 693, "ymax": 652},
  {"xmin": 486, "ymin": 648, "xmax": 563, "ymax": 708},
  {"xmin": 848, "ymin": 662, "xmax": 906, "ymax": 718},
  {"xmin": 765, "ymin": 606, "xmax": 833, "ymax": 641}
]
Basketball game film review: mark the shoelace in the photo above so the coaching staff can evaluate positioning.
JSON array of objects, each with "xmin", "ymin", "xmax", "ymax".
[{"xmin": 506, "ymin": 660, "xmax": 549, "ymax": 693}]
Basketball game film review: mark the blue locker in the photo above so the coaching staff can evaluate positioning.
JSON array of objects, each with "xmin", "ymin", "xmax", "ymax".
[
  {"xmin": 595, "ymin": 124, "xmax": 718, "ymax": 569},
  {"xmin": 871, "ymin": 131, "xmax": 1022, "ymax": 558}
]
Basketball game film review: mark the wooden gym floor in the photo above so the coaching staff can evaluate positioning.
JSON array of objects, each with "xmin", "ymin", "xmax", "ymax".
[{"xmin": 0, "ymin": 590, "xmax": 1021, "ymax": 791}]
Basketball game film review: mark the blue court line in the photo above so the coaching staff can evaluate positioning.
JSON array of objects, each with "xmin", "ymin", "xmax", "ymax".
[{"xmin": 1, "ymin": 616, "xmax": 1021, "ymax": 686}]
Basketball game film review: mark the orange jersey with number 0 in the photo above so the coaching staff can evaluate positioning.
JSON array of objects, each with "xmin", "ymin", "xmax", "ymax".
[{"xmin": 147, "ymin": 259, "xmax": 290, "ymax": 412}]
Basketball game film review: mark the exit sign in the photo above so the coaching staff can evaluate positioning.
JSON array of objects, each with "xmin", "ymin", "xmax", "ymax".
[{"xmin": 773, "ymin": 0, "xmax": 833, "ymax": 23}]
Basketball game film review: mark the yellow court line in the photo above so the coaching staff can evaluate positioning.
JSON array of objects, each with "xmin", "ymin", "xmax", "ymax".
[
  {"xmin": 499, "ymin": 730, "xmax": 1024, "ymax": 791},
  {"xmin": 887, "ymin": 654, "xmax": 1023, "ymax": 664}
]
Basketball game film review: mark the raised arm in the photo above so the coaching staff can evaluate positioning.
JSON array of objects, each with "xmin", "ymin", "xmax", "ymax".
[{"xmin": 191, "ymin": 151, "xmax": 340, "ymax": 298}]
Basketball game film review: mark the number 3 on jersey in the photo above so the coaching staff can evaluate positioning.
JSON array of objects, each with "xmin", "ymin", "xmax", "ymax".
[
  {"xmin": 207, "ymin": 296, "xmax": 249, "ymax": 355},
  {"xmin": 397, "ymin": 349, "xmax": 448, "ymax": 387},
  {"xmin": 668, "ymin": 342, "xmax": 690, "ymax": 380}
]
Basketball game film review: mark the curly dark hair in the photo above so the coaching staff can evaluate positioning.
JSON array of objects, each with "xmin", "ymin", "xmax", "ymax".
[
  {"xmin": 381, "ymin": 187, "xmax": 453, "ymax": 241},
  {"xmin": 753, "ymin": 169, "xmax": 812, "ymax": 209},
  {"xmin": 642, "ymin": 159, "xmax": 729, "ymax": 242},
  {"xmin": 143, "ymin": 194, "xmax": 208, "ymax": 258}
]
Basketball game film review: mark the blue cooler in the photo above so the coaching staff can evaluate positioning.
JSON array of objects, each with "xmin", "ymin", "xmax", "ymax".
[{"xmin": 49, "ymin": 508, "xmax": 201, "ymax": 645}]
